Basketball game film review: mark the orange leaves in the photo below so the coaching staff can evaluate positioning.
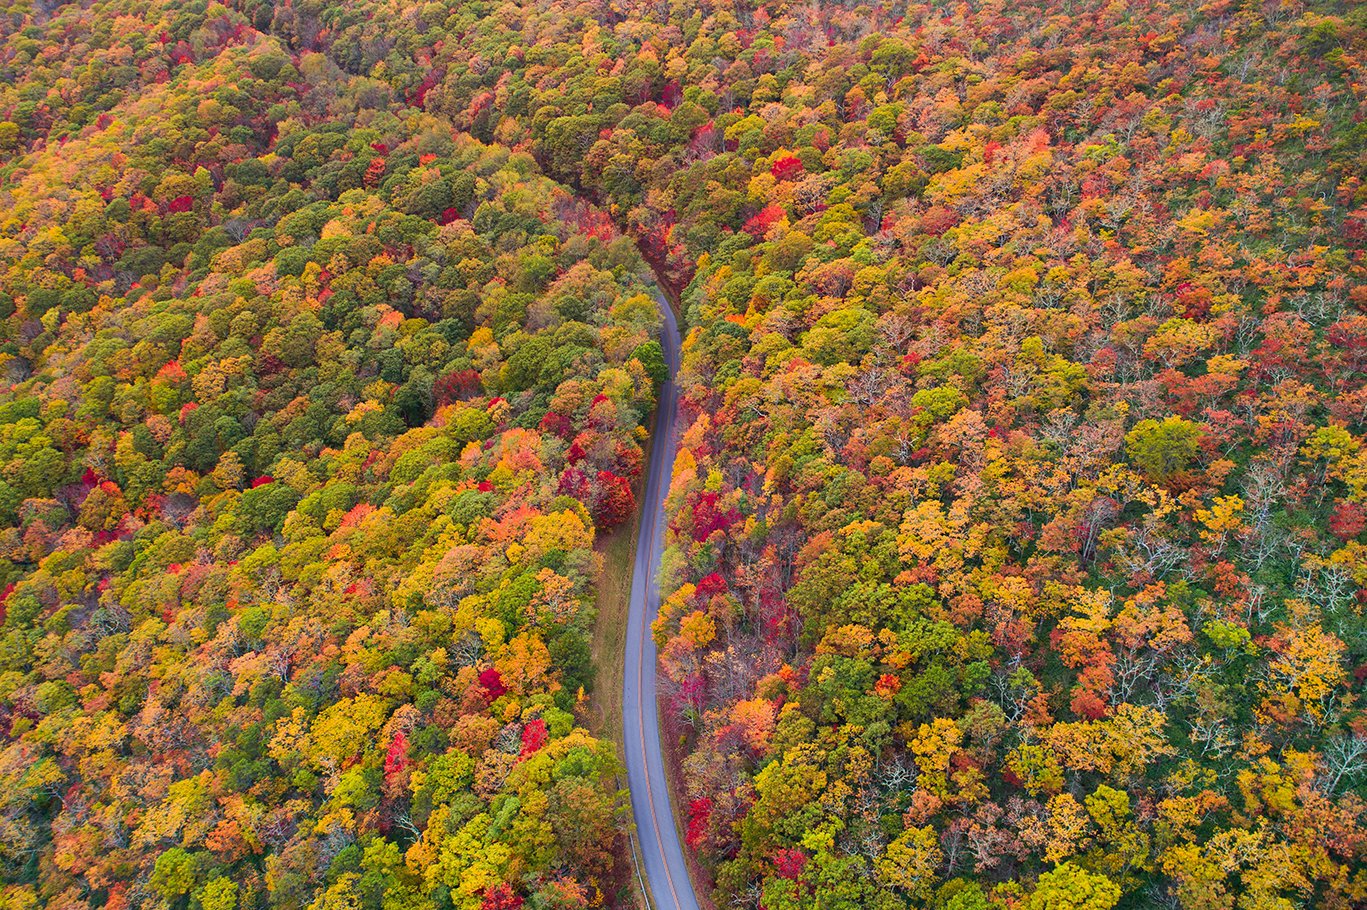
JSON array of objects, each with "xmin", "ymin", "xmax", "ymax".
[
  {"xmin": 1056, "ymin": 590, "xmax": 1115, "ymax": 669},
  {"xmin": 1111, "ymin": 585, "xmax": 1191, "ymax": 655},
  {"xmin": 486, "ymin": 427, "xmax": 544, "ymax": 478},
  {"xmin": 527, "ymin": 568, "xmax": 578, "ymax": 624},
  {"xmin": 729, "ymin": 699, "xmax": 778, "ymax": 752},
  {"xmin": 874, "ymin": 674, "xmax": 902, "ymax": 698},
  {"xmin": 363, "ymin": 156, "xmax": 386, "ymax": 187},
  {"xmin": 1055, "ymin": 589, "xmax": 1117, "ymax": 715},
  {"xmin": 5, "ymin": 0, "xmax": 1367, "ymax": 902}
]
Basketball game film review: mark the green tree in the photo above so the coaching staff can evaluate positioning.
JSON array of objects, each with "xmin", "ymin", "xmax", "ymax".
[
  {"xmin": 1023, "ymin": 863, "xmax": 1121, "ymax": 910},
  {"xmin": 1125, "ymin": 417, "xmax": 1201, "ymax": 481}
]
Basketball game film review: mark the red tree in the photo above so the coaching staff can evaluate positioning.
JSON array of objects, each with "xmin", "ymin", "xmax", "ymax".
[{"xmin": 593, "ymin": 470, "xmax": 634, "ymax": 528}]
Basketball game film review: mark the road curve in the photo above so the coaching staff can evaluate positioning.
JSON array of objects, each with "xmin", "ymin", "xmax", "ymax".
[{"xmin": 622, "ymin": 288, "xmax": 700, "ymax": 910}]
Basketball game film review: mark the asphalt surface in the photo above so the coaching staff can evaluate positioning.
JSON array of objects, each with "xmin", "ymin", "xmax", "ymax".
[{"xmin": 622, "ymin": 289, "xmax": 700, "ymax": 910}]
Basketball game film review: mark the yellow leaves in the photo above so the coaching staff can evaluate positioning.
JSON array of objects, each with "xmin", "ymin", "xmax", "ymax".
[
  {"xmin": 1143, "ymin": 317, "xmax": 1219, "ymax": 366},
  {"xmin": 312, "ymin": 805, "xmax": 357, "ymax": 840},
  {"xmin": 1324, "ymin": 539, "xmax": 1367, "ymax": 588},
  {"xmin": 1084, "ymin": 786, "xmax": 1153, "ymax": 875},
  {"xmin": 1156, "ymin": 789, "xmax": 1229, "ymax": 842},
  {"xmin": 272, "ymin": 456, "xmax": 315, "ymax": 495},
  {"xmin": 979, "ymin": 571, "xmax": 1045, "ymax": 621},
  {"xmin": 268, "ymin": 707, "xmax": 309, "ymax": 764},
  {"xmin": 1160, "ymin": 821, "xmax": 1325, "ymax": 910},
  {"xmin": 723, "ymin": 114, "xmax": 765, "ymax": 144},
  {"xmin": 925, "ymin": 162, "xmax": 988, "ymax": 207},
  {"xmin": 1257, "ymin": 603, "xmax": 1346, "ymax": 725},
  {"xmin": 1133, "ymin": 482, "xmax": 1181, "ymax": 520},
  {"xmin": 876, "ymin": 825, "xmax": 943, "ymax": 897},
  {"xmin": 747, "ymin": 171, "xmax": 778, "ymax": 202},
  {"xmin": 1287, "ymin": 115, "xmax": 1322, "ymax": 134},
  {"xmin": 211, "ymin": 239, "xmax": 270, "ymax": 275},
  {"xmin": 1023, "ymin": 862, "xmax": 1121, "ymax": 910},
  {"xmin": 1158, "ymin": 842, "xmax": 1228, "ymax": 908},
  {"xmin": 1301, "ymin": 426, "xmax": 1363, "ymax": 497},
  {"xmin": 1000, "ymin": 265, "xmax": 1040, "ymax": 294},
  {"xmin": 672, "ymin": 446, "xmax": 698, "ymax": 486},
  {"xmin": 596, "ymin": 365, "xmax": 637, "ymax": 405},
  {"xmin": 310, "ymin": 695, "xmax": 389, "ymax": 769},
  {"xmin": 1338, "ymin": 451, "xmax": 1367, "ymax": 503},
  {"xmin": 1007, "ymin": 743, "xmax": 1065, "ymax": 797},
  {"xmin": 191, "ymin": 355, "xmax": 252, "ymax": 400},
  {"xmin": 206, "ymin": 449, "xmax": 246, "ymax": 491},
  {"xmin": 909, "ymin": 718, "xmax": 963, "ymax": 797},
  {"xmin": 1175, "ymin": 208, "xmax": 1219, "ymax": 235},
  {"xmin": 677, "ymin": 610, "xmax": 717, "ymax": 650},
  {"xmin": 465, "ymin": 326, "xmax": 500, "ymax": 371},
  {"xmin": 652, "ymin": 583, "xmax": 695, "ymax": 648},
  {"xmin": 1043, "ymin": 704, "xmax": 1174, "ymax": 779},
  {"xmin": 319, "ymin": 218, "xmax": 352, "ymax": 240},
  {"xmin": 495, "ymin": 632, "xmax": 553, "ymax": 697},
  {"xmin": 360, "ymin": 374, "xmax": 398, "ymax": 407},
  {"xmin": 799, "ymin": 821, "xmax": 840, "ymax": 855},
  {"xmin": 752, "ymin": 744, "xmax": 828, "ymax": 823},
  {"xmin": 897, "ymin": 500, "xmax": 955, "ymax": 563},
  {"xmin": 521, "ymin": 509, "xmax": 594, "ymax": 561},
  {"xmin": 375, "ymin": 667, "xmax": 415, "ymax": 698},
  {"xmin": 1236, "ymin": 756, "xmax": 1299, "ymax": 818},
  {"xmin": 1016, "ymin": 145, "xmax": 1056, "ymax": 185},
  {"xmin": 419, "ymin": 811, "xmax": 514, "ymax": 900},
  {"xmin": 1195, "ymin": 495, "xmax": 1244, "ymax": 544},
  {"xmin": 1043, "ymin": 793, "xmax": 1090, "ymax": 863},
  {"xmin": 1205, "ymin": 353, "xmax": 1247, "ymax": 377},
  {"xmin": 402, "ymin": 803, "xmax": 444, "ymax": 875},
  {"xmin": 136, "ymin": 770, "xmax": 214, "ymax": 848},
  {"xmin": 486, "ymin": 397, "xmax": 511, "ymax": 425},
  {"xmin": 815, "ymin": 624, "xmax": 875, "ymax": 658}
]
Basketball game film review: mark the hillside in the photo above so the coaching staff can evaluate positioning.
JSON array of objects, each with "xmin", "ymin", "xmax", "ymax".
[{"xmin": 1, "ymin": 1, "xmax": 1365, "ymax": 909}]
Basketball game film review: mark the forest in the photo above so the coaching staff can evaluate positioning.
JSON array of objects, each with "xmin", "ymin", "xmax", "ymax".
[{"xmin": 0, "ymin": 0, "xmax": 1364, "ymax": 909}]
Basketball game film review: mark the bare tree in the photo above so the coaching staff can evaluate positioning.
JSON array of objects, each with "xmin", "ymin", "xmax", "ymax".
[{"xmin": 1319, "ymin": 734, "xmax": 1367, "ymax": 795}]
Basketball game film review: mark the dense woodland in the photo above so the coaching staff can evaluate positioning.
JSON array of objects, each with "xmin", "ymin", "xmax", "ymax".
[
  {"xmin": 1, "ymin": 0, "xmax": 1365, "ymax": 909},
  {"xmin": 0, "ymin": 2, "xmax": 669, "ymax": 907}
]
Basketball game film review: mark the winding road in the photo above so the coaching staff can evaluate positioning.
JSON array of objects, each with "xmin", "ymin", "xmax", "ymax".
[{"xmin": 621, "ymin": 289, "xmax": 700, "ymax": 910}]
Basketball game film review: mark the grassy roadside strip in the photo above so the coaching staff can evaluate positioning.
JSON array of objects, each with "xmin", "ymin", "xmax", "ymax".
[{"xmin": 591, "ymin": 403, "xmax": 657, "ymax": 910}]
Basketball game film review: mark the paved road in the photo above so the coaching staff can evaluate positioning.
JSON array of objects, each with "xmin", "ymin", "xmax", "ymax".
[{"xmin": 622, "ymin": 289, "xmax": 700, "ymax": 910}]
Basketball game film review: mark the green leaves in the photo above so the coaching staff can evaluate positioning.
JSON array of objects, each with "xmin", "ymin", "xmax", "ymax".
[
  {"xmin": 1125, "ymin": 416, "xmax": 1201, "ymax": 482},
  {"xmin": 1023, "ymin": 863, "xmax": 1121, "ymax": 910}
]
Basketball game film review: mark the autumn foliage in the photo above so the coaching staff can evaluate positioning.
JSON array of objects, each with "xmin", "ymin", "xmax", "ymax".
[
  {"xmin": 1, "ymin": 0, "xmax": 1365, "ymax": 908},
  {"xmin": 0, "ymin": 2, "xmax": 673, "ymax": 905}
]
